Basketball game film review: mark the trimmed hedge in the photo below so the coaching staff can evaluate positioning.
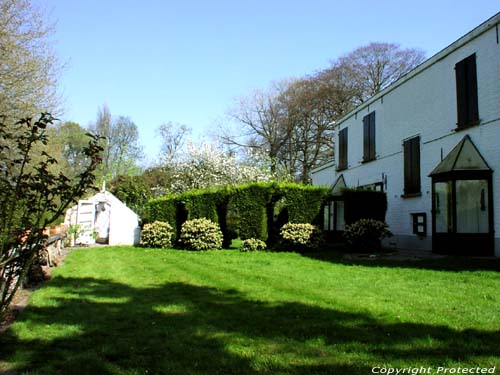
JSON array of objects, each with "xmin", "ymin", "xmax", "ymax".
[{"xmin": 147, "ymin": 182, "xmax": 329, "ymax": 246}]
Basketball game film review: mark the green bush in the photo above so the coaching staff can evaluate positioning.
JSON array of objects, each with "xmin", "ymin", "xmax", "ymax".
[
  {"xmin": 343, "ymin": 219, "xmax": 392, "ymax": 252},
  {"xmin": 241, "ymin": 238, "xmax": 267, "ymax": 252},
  {"xmin": 279, "ymin": 223, "xmax": 323, "ymax": 251},
  {"xmin": 179, "ymin": 218, "xmax": 223, "ymax": 250},
  {"xmin": 140, "ymin": 221, "xmax": 174, "ymax": 248}
]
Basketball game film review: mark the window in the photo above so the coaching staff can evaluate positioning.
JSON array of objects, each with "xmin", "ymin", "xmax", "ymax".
[
  {"xmin": 455, "ymin": 53, "xmax": 479, "ymax": 129},
  {"xmin": 412, "ymin": 213, "xmax": 427, "ymax": 237},
  {"xmin": 338, "ymin": 127, "xmax": 348, "ymax": 170},
  {"xmin": 323, "ymin": 200, "xmax": 345, "ymax": 231},
  {"xmin": 403, "ymin": 136, "xmax": 421, "ymax": 196},
  {"xmin": 363, "ymin": 112, "xmax": 376, "ymax": 162},
  {"xmin": 359, "ymin": 182, "xmax": 384, "ymax": 192}
]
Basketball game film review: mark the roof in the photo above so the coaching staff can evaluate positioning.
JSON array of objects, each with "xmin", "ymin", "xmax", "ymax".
[
  {"xmin": 334, "ymin": 12, "xmax": 500, "ymax": 128},
  {"xmin": 429, "ymin": 135, "xmax": 491, "ymax": 176}
]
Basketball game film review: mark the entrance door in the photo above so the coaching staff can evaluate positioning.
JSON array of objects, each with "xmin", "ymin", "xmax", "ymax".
[{"xmin": 432, "ymin": 177, "xmax": 493, "ymax": 255}]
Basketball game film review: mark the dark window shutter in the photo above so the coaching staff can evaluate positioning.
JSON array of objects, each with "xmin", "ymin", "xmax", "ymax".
[
  {"xmin": 363, "ymin": 115, "xmax": 369, "ymax": 161},
  {"xmin": 455, "ymin": 59, "xmax": 467, "ymax": 128},
  {"xmin": 338, "ymin": 128, "xmax": 348, "ymax": 170},
  {"xmin": 411, "ymin": 137, "xmax": 421, "ymax": 192},
  {"xmin": 370, "ymin": 112, "xmax": 376, "ymax": 160},
  {"xmin": 404, "ymin": 136, "xmax": 420, "ymax": 195},
  {"xmin": 466, "ymin": 54, "xmax": 479, "ymax": 123},
  {"xmin": 455, "ymin": 53, "xmax": 479, "ymax": 128},
  {"xmin": 363, "ymin": 112, "xmax": 376, "ymax": 161}
]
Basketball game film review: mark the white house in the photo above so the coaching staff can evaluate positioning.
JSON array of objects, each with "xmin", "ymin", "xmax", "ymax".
[
  {"xmin": 65, "ymin": 187, "xmax": 141, "ymax": 246},
  {"xmin": 312, "ymin": 13, "xmax": 500, "ymax": 256}
]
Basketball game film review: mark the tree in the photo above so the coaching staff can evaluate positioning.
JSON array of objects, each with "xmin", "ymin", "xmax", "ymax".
[
  {"xmin": 276, "ymin": 78, "xmax": 336, "ymax": 183},
  {"xmin": 333, "ymin": 42, "xmax": 425, "ymax": 102},
  {"xmin": 223, "ymin": 42, "xmax": 425, "ymax": 183},
  {"xmin": 0, "ymin": 0, "xmax": 62, "ymax": 121},
  {"xmin": 0, "ymin": 113, "xmax": 102, "ymax": 315},
  {"xmin": 223, "ymin": 81, "xmax": 294, "ymax": 175},
  {"xmin": 169, "ymin": 142, "xmax": 279, "ymax": 194},
  {"xmin": 157, "ymin": 121, "xmax": 191, "ymax": 164},
  {"xmin": 108, "ymin": 175, "xmax": 151, "ymax": 219},
  {"xmin": 89, "ymin": 105, "xmax": 143, "ymax": 182},
  {"xmin": 46, "ymin": 121, "xmax": 90, "ymax": 178}
]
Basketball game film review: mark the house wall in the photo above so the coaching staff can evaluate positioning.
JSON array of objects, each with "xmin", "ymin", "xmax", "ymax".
[{"xmin": 312, "ymin": 15, "xmax": 500, "ymax": 256}]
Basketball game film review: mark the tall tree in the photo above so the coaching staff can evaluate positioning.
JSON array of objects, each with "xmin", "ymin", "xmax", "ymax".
[
  {"xmin": 46, "ymin": 121, "xmax": 90, "ymax": 178},
  {"xmin": 223, "ymin": 42, "xmax": 425, "ymax": 183},
  {"xmin": 157, "ymin": 121, "xmax": 191, "ymax": 164},
  {"xmin": 223, "ymin": 81, "xmax": 294, "ymax": 174},
  {"xmin": 0, "ymin": 0, "xmax": 62, "ymax": 120},
  {"xmin": 333, "ymin": 42, "xmax": 426, "ymax": 102},
  {"xmin": 89, "ymin": 105, "xmax": 143, "ymax": 182}
]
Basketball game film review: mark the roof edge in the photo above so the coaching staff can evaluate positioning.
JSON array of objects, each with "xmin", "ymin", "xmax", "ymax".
[{"xmin": 335, "ymin": 12, "xmax": 500, "ymax": 127}]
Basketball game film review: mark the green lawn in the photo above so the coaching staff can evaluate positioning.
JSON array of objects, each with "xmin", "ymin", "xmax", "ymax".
[{"xmin": 1, "ymin": 247, "xmax": 499, "ymax": 374}]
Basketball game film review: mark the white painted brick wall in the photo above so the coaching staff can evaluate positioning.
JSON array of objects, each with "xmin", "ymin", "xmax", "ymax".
[{"xmin": 312, "ymin": 19, "xmax": 500, "ymax": 255}]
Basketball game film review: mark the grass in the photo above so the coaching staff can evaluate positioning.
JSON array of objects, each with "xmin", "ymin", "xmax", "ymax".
[{"xmin": 0, "ymin": 246, "xmax": 499, "ymax": 374}]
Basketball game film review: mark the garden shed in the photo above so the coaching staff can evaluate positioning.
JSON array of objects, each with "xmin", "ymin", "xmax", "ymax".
[{"xmin": 65, "ymin": 186, "xmax": 141, "ymax": 246}]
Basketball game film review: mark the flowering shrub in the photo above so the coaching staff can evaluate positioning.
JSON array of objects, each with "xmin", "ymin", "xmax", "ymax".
[
  {"xmin": 241, "ymin": 238, "xmax": 267, "ymax": 252},
  {"xmin": 140, "ymin": 221, "xmax": 174, "ymax": 248},
  {"xmin": 169, "ymin": 142, "xmax": 280, "ymax": 194},
  {"xmin": 179, "ymin": 218, "xmax": 223, "ymax": 250},
  {"xmin": 279, "ymin": 223, "xmax": 323, "ymax": 251},
  {"xmin": 343, "ymin": 219, "xmax": 392, "ymax": 251}
]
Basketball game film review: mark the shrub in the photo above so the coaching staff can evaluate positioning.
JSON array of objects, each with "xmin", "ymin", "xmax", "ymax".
[
  {"xmin": 343, "ymin": 219, "xmax": 392, "ymax": 252},
  {"xmin": 140, "ymin": 221, "xmax": 174, "ymax": 248},
  {"xmin": 279, "ymin": 223, "xmax": 323, "ymax": 251},
  {"xmin": 179, "ymin": 218, "xmax": 223, "ymax": 250},
  {"xmin": 241, "ymin": 238, "xmax": 267, "ymax": 252}
]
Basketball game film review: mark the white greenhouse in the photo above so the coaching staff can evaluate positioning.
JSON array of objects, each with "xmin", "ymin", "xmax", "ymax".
[{"xmin": 65, "ymin": 187, "xmax": 141, "ymax": 246}]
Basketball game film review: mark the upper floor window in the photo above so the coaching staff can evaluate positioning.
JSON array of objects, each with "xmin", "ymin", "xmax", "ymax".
[
  {"xmin": 337, "ymin": 127, "xmax": 348, "ymax": 170},
  {"xmin": 403, "ymin": 136, "xmax": 421, "ymax": 196},
  {"xmin": 455, "ymin": 53, "xmax": 479, "ymax": 129},
  {"xmin": 363, "ymin": 111, "xmax": 376, "ymax": 162}
]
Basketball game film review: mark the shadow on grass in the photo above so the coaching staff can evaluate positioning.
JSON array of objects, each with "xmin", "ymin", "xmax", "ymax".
[
  {"xmin": 302, "ymin": 249, "xmax": 500, "ymax": 272},
  {"xmin": 0, "ymin": 276, "xmax": 498, "ymax": 374}
]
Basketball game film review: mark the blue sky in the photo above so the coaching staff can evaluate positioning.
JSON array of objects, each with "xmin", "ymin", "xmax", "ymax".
[{"xmin": 38, "ymin": 0, "xmax": 499, "ymax": 163}]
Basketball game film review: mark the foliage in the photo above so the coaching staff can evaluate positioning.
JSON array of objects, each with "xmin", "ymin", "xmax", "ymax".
[
  {"xmin": 241, "ymin": 238, "xmax": 267, "ymax": 252},
  {"xmin": 46, "ymin": 121, "xmax": 90, "ymax": 179},
  {"xmin": 279, "ymin": 223, "xmax": 323, "ymax": 251},
  {"xmin": 343, "ymin": 219, "xmax": 393, "ymax": 251},
  {"xmin": 179, "ymin": 218, "xmax": 223, "ymax": 250},
  {"xmin": 108, "ymin": 175, "xmax": 152, "ymax": 219},
  {"xmin": 223, "ymin": 44, "xmax": 424, "ymax": 183},
  {"xmin": 88, "ymin": 105, "xmax": 143, "ymax": 183},
  {"xmin": 168, "ymin": 142, "xmax": 278, "ymax": 194},
  {"xmin": 140, "ymin": 221, "xmax": 174, "ymax": 249},
  {"xmin": 0, "ymin": 0, "xmax": 62, "ymax": 121},
  {"xmin": 230, "ymin": 184, "xmax": 271, "ymax": 241},
  {"xmin": 147, "ymin": 182, "xmax": 329, "ymax": 245},
  {"xmin": 0, "ymin": 113, "xmax": 102, "ymax": 315},
  {"xmin": 342, "ymin": 188, "xmax": 387, "ymax": 224}
]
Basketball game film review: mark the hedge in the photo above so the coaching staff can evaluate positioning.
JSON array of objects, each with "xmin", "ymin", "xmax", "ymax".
[{"xmin": 146, "ymin": 182, "xmax": 330, "ymax": 246}]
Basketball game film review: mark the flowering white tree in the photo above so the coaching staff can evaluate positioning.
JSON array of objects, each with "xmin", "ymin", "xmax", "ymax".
[{"xmin": 168, "ymin": 142, "xmax": 288, "ymax": 194}]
